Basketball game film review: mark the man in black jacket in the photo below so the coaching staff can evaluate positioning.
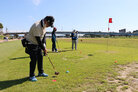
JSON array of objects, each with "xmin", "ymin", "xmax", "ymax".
[
  {"xmin": 51, "ymin": 27, "xmax": 58, "ymax": 52},
  {"xmin": 25, "ymin": 16, "xmax": 55, "ymax": 81}
]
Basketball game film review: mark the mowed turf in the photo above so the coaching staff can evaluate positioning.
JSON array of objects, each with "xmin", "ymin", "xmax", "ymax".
[{"xmin": 0, "ymin": 38, "xmax": 138, "ymax": 92}]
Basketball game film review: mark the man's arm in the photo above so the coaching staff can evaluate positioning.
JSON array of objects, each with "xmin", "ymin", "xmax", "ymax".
[
  {"xmin": 42, "ymin": 34, "xmax": 46, "ymax": 45},
  {"xmin": 35, "ymin": 36, "xmax": 45, "ymax": 50},
  {"xmin": 35, "ymin": 36, "xmax": 47, "ymax": 56}
]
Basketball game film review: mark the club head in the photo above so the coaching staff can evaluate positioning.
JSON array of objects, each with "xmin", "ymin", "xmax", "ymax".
[{"xmin": 55, "ymin": 72, "xmax": 59, "ymax": 75}]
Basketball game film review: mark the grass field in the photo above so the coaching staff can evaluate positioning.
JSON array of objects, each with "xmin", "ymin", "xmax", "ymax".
[{"xmin": 0, "ymin": 38, "xmax": 138, "ymax": 92}]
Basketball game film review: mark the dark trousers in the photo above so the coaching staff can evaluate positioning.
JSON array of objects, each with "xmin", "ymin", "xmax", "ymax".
[
  {"xmin": 52, "ymin": 40, "xmax": 57, "ymax": 51},
  {"xmin": 27, "ymin": 44, "xmax": 44, "ymax": 77}
]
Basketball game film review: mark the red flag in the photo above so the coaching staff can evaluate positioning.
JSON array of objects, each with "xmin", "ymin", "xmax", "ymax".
[{"xmin": 109, "ymin": 18, "xmax": 112, "ymax": 23}]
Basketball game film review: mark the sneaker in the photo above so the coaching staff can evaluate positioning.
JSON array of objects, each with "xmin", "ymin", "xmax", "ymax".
[
  {"xmin": 38, "ymin": 73, "xmax": 48, "ymax": 77},
  {"xmin": 29, "ymin": 76, "xmax": 37, "ymax": 82},
  {"xmin": 55, "ymin": 51, "xmax": 58, "ymax": 52}
]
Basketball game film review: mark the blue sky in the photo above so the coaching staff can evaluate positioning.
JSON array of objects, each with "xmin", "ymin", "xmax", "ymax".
[{"xmin": 0, "ymin": 0, "xmax": 138, "ymax": 32}]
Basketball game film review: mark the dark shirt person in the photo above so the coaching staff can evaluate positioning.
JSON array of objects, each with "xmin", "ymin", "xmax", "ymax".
[{"xmin": 52, "ymin": 27, "xmax": 58, "ymax": 52}]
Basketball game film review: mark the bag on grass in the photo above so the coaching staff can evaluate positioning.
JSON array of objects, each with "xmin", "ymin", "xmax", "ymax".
[
  {"xmin": 25, "ymin": 47, "xmax": 30, "ymax": 54},
  {"xmin": 21, "ymin": 38, "xmax": 30, "ymax": 54},
  {"xmin": 21, "ymin": 38, "xmax": 28, "ymax": 47}
]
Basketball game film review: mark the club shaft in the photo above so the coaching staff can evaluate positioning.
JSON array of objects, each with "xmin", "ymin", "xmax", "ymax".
[
  {"xmin": 47, "ymin": 56, "xmax": 55, "ymax": 70},
  {"xmin": 56, "ymin": 41, "xmax": 60, "ymax": 49}
]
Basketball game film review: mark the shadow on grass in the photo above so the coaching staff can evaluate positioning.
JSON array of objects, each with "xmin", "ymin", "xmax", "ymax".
[
  {"xmin": 48, "ymin": 49, "xmax": 72, "ymax": 53},
  {"xmin": 88, "ymin": 54, "xmax": 93, "ymax": 56},
  {"xmin": 0, "ymin": 77, "xmax": 28, "ymax": 90},
  {"xmin": 10, "ymin": 56, "xmax": 29, "ymax": 60},
  {"xmin": 10, "ymin": 49, "xmax": 72, "ymax": 60}
]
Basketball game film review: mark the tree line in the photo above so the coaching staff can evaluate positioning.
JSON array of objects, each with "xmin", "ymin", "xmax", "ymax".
[{"xmin": 0, "ymin": 23, "xmax": 3, "ymax": 28}]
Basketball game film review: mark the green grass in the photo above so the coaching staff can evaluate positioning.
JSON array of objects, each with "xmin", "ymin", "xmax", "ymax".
[
  {"xmin": 0, "ymin": 38, "xmax": 138, "ymax": 92},
  {"xmin": 121, "ymin": 86, "xmax": 129, "ymax": 91}
]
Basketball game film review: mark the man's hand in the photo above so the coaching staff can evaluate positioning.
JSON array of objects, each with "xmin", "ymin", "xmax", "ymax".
[{"xmin": 43, "ymin": 49, "xmax": 47, "ymax": 56}]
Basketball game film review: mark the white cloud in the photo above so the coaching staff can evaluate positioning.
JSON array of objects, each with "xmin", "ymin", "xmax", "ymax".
[{"xmin": 32, "ymin": 0, "xmax": 41, "ymax": 6}]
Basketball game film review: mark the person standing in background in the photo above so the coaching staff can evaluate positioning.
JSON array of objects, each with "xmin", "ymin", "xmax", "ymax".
[
  {"xmin": 75, "ymin": 31, "xmax": 78, "ymax": 50},
  {"xmin": 71, "ymin": 30, "xmax": 78, "ymax": 50},
  {"xmin": 51, "ymin": 27, "xmax": 58, "ymax": 52}
]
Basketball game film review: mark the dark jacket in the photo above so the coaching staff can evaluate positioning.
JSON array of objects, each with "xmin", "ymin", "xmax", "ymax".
[
  {"xmin": 71, "ymin": 32, "xmax": 77, "ymax": 40},
  {"xmin": 52, "ymin": 31, "xmax": 56, "ymax": 42}
]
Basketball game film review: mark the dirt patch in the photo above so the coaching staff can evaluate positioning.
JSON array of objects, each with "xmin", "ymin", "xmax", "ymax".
[
  {"xmin": 71, "ymin": 62, "xmax": 138, "ymax": 92},
  {"xmin": 0, "ymin": 39, "xmax": 19, "ymax": 43},
  {"xmin": 107, "ymin": 62, "xmax": 138, "ymax": 92},
  {"xmin": 0, "ymin": 40, "xmax": 5, "ymax": 43}
]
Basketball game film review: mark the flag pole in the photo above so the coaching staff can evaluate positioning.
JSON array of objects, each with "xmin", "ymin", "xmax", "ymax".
[
  {"xmin": 107, "ymin": 22, "xmax": 109, "ymax": 52},
  {"xmin": 107, "ymin": 18, "xmax": 112, "ymax": 52}
]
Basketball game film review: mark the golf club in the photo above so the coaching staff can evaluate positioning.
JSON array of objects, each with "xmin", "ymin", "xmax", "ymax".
[
  {"xmin": 47, "ymin": 54, "xmax": 59, "ymax": 75},
  {"xmin": 56, "ymin": 40, "xmax": 60, "ymax": 51}
]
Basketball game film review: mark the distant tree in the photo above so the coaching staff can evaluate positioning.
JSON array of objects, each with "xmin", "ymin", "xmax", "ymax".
[
  {"xmin": 0, "ymin": 23, "xmax": 4, "ymax": 35},
  {"xmin": 0, "ymin": 23, "xmax": 3, "ymax": 28}
]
